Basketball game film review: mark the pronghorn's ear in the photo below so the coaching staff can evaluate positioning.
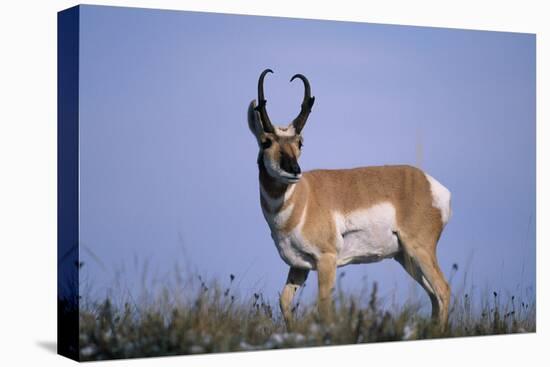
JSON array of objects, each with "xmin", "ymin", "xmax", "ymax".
[{"xmin": 248, "ymin": 99, "xmax": 264, "ymax": 144}]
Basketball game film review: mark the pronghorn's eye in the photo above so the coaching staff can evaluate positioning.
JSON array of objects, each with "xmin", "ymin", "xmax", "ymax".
[
  {"xmin": 298, "ymin": 140, "xmax": 303, "ymax": 149},
  {"xmin": 261, "ymin": 138, "xmax": 272, "ymax": 150}
]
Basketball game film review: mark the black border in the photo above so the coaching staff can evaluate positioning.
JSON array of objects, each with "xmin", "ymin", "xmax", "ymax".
[{"xmin": 57, "ymin": 5, "xmax": 80, "ymax": 361}]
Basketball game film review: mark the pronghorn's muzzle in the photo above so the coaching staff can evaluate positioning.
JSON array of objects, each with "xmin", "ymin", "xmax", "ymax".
[{"xmin": 281, "ymin": 155, "xmax": 301, "ymax": 177}]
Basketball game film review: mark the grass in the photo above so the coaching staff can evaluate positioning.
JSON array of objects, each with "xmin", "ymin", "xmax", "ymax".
[{"xmin": 77, "ymin": 270, "xmax": 535, "ymax": 361}]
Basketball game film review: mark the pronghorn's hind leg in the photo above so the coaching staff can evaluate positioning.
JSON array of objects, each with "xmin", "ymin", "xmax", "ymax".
[
  {"xmin": 394, "ymin": 251, "xmax": 440, "ymax": 319},
  {"xmin": 280, "ymin": 267, "xmax": 309, "ymax": 330},
  {"xmin": 395, "ymin": 233, "xmax": 451, "ymax": 330}
]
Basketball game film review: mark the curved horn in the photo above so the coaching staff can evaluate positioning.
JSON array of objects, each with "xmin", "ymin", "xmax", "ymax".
[
  {"xmin": 290, "ymin": 74, "xmax": 315, "ymax": 134},
  {"xmin": 255, "ymin": 69, "xmax": 275, "ymax": 133}
]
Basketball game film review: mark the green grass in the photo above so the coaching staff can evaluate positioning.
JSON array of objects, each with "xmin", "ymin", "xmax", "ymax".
[{"xmin": 78, "ymin": 272, "xmax": 535, "ymax": 361}]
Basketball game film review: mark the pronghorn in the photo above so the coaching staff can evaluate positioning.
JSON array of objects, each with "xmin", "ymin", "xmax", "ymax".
[{"xmin": 248, "ymin": 69, "xmax": 452, "ymax": 329}]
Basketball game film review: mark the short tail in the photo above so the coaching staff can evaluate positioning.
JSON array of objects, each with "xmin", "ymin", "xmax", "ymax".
[{"xmin": 425, "ymin": 174, "xmax": 452, "ymax": 226}]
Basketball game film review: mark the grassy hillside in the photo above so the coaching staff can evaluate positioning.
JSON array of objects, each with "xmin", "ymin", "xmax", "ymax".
[{"xmin": 78, "ymin": 272, "xmax": 535, "ymax": 361}]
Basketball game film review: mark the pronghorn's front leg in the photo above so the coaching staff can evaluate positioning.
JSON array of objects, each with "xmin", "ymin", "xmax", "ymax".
[
  {"xmin": 280, "ymin": 267, "xmax": 309, "ymax": 329},
  {"xmin": 317, "ymin": 253, "xmax": 337, "ymax": 324}
]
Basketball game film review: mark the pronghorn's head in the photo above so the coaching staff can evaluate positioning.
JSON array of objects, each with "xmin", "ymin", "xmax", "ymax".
[{"xmin": 248, "ymin": 69, "xmax": 315, "ymax": 184}]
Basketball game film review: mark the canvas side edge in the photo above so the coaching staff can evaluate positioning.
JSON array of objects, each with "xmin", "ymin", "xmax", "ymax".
[{"xmin": 57, "ymin": 5, "xmax": 80, "ymax": 362}]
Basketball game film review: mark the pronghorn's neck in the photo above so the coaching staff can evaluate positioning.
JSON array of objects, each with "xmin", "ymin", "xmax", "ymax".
[
  {"xmin": 258, "ymin": 158, "xmax": 290, "ymax": 201},
  {"xmin": 258, "ymin": 157, "xmax": 309, "ymax": 235},
  {"xmin": 258, "ymin": 157, "xmax": 294, "ymax": 210}
]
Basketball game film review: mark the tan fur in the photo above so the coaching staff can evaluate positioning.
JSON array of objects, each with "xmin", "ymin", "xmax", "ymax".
[
  {"xmin": 262, "ymin": 165, "xmax": 443, "ymax": 247},
  {"xmin": 301, "ymin": 166, "xmax": 441, "ymax": 249}
]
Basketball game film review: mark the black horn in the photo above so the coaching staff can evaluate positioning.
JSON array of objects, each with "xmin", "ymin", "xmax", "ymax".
[
  {"xmin": 255, "ymin": 69, "xmax": 275, "ymax": 133},
  {"xmin": 290, "ymin": 74, "xmax": 315, "ymax": 134}
]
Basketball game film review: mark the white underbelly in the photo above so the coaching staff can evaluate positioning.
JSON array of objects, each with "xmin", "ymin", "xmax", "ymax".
[
  {"xmin": 334, "ymin": 203, "xmax": 400, "ymax": 267},
  {"xmin": 273, "ymin": 234, "xmax": 317, "ymax": 270},
  {"xmin": 267, "ymin": 202, "xmax": 401, "ymax": 269},
  {"xmin": 337, "ymin": 228, "xmax": 400, "ymax": 266}
]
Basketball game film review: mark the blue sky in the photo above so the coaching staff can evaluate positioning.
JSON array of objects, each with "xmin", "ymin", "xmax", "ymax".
[{"xmin": 78, "ymin": 5, "xmax": 535, "ymax": 309}]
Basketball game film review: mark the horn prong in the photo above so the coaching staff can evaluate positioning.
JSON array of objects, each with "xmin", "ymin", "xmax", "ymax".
[
  {"xmin": 256, "ymin": 69, "xmax": 275, "ymax": 133},
  {"xmin": 290, "ymin": 73, "xmax": 315, "ymax": 134}
]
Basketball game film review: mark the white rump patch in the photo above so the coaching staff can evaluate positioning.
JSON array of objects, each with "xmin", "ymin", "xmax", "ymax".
[{"xmin": 425, "ymin": 174, "xmax": 452, "ymax": 225}]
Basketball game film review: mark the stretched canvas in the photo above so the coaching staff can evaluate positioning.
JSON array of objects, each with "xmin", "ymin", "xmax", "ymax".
[{"xmin": 58, "ymin": 4, "xmax": 536, "ymax": 361}]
